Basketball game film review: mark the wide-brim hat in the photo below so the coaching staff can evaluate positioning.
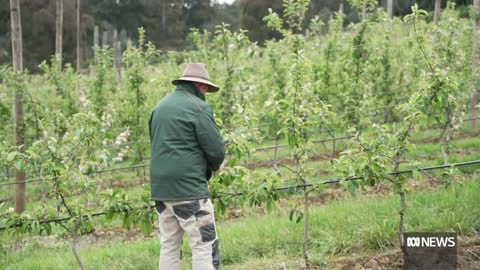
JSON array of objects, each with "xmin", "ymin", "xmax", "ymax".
[{"xmin": 172, "ymin": 63, "xmax": 220, "ymax": 93}]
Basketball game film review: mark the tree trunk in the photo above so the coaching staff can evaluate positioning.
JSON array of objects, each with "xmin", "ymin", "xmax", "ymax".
[
  {"xmin": 398, "ymin": 190, "xmax": 406, "ymax": 254},
  {"xmin": 55, "ymin": 0, "xmax": 63, "ymax": 70},
  {"xmin": 434, "ymin": 0, "xmax": 441, "ymax": 24},
  {"xmin": 10, "ymin": 0, "xmax": 25, "ymax": 214},
  {"xmin": 272, "ymin": 134, "xmax": 281, "ymax": 175},
  {"xmin": 440, "ymin": 124, "xmax": 451, "ymax": 164},
  {"xmin": 303, "ymin": 185, "xmax": 311, "ymax": 270},
  {"xmin": 71, "ymin": 224, "xmax": 86, "ymax": 270},
  {"xmin": 473, "ymin": 0, "xmax": 480, "ymax": 130}
]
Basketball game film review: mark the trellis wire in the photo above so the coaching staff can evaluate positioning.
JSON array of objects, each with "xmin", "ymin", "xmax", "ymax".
[
  {"xmin": 1, "ymin": 159, "xmax": 479, "ymax": 231},
  {"xmin": 1, "ymin": 116, "xmax": 479, "ymax": 187}
]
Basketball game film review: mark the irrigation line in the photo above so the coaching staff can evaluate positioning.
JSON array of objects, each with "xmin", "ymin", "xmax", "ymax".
[
  {"xmin": 1, "ymin": 159, "xmax": 479, "ymax": 232},
  {"xmin": 274, "ymin": 159, "xmax": 480, "ymax": 191}
]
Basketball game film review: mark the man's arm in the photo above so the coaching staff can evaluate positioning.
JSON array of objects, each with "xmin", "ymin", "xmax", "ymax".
[{"xmin": 194, "ymin": 108, "xmax": 226, "ymax": 171}]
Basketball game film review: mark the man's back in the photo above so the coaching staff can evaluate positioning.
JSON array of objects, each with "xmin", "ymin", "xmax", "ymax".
[{"xmin": 149, "ymin": 82, "xmax": 225, "ymax": 201}]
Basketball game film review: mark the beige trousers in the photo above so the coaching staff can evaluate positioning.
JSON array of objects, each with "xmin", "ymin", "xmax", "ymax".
[{"xmin": 155, "ymin": 198, "xmax": 220, "ymax": 270}]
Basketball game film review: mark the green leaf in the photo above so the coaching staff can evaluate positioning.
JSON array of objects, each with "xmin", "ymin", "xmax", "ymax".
[
  {"xmin": 7, "ymin": 152, "xmax": 17, "ymax": 162},
  {"xmin": 287, "ymin": 135, "xmax": 297, "ymax": 149},
  {"xmin": 227, "ymin": 157, "xmax": 238, "ymax": 167},
  {"xmin": 224, "ymin": 175, "xmax": 233, "ymax": 186},
  {"xmin": 45, "ymin": 223, "xmax": 52, "ymax": 235},
  {"xmin": 296, "ymin": 212, "xmax": 303, "ymax": 223},
  {"xmin": 14, "ymin": 160, "xmax": 24, "ymax": 171},
  {"xmin": 347, "ymin": 181, "xmax": 358, "ymax": 193}
]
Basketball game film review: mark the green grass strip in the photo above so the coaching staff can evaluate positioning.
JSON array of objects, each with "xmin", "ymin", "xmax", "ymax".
[{"xmin": 1, "ymin": 179, "xmax": 478, "ymax": 269}]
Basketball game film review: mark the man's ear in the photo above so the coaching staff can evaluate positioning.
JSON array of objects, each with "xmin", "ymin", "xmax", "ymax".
[{"xmin": 196, "ymin": 82, "xmax": 209, "ymax": 93}]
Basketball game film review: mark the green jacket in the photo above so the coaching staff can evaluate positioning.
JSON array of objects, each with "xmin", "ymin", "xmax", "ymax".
[{"xmin": 148, "ymin": 82, "xmax": 226, "ymax": 201}]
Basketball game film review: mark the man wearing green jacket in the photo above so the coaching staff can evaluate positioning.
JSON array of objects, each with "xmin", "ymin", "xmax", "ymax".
[{"xmin": 149, "ymin": 63, "xmax": 226, "ymax": 270}]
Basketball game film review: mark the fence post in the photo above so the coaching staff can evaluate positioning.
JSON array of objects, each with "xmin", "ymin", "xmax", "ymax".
[
  {"xmin": 10, "ymin": 0, "xmax": 26, "ymax": 213},
  {"xmin": 473, "ymin": 0, "xmax": 480, "ymax": 130},
  {"xmin": 434, "ymin": 0, "xmax": 441, "ymax": 24},
  {"xmin": 93, "ymin": 25, "xmax": 99, "ymax": 64},
  {"xmin": 55, "ymin": 0, "xmax": 63, "ymax": 70}
]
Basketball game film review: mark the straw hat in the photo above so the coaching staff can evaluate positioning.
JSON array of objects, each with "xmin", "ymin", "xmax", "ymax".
[{"xmin": 172, "ymin": 63, "xmax": 220, "ymax": 92}]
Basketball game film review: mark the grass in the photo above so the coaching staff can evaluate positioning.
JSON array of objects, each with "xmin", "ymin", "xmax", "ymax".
[{"xmin": 1, "ymin": 178, "xmax": 479, "ymax": 269}]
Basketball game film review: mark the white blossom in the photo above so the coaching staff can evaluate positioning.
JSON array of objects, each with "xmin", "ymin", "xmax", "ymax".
[
  {"xmin": 79, "ymin": 95, "xmax": 90, "ymax": 107},
  {"xmin": 115, "ymin": 130, "xmax": 130, "ymax": 145}
]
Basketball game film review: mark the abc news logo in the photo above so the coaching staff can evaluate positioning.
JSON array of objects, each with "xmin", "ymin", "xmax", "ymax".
[
  {"xmin": 406, "ymin": 236, "xmax": 456, "ymax": 248},
  {"xmin": 403, "ymin": 233, "xmax": 457, "ymax": 270}
]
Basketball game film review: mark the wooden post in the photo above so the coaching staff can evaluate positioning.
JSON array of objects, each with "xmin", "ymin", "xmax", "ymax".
[
  {"xmin": 75, "ymin": 0, "xmax": 82, "ymax": 98},
  {"xmin": 76, "ymin": 0, "xmax": 81, "ymax": 73},
  {"xmin": 102, "ymin": 31, "xmax": 108, "ymax": 48},
  {"xmin": 113, "ymin": 29, "xmax": 122, "ymax": 82},
  {"xmin": 434, "ymin": 0, "xmax": 441, "ymax": 24},
  {"xmin": 10, "ymin": 0, "xmax": 22, "ymax": 71},
  {"xmin": 162, "ymin": 0, "xmax": 166, "ymax": 31},
  {"xmin": 10, "ymin": 0, "xmax": 25, "ymax": 214},
  {"xmin": 387, "ymin": 0, "xmax": 393, "ymax": 20},
  {"xmin": 362, "ymin": 0, "xmax": 367, "ymax": 21},
  {"xmin": 93, "ymin": 25, "xmax": 99, "ymax": 64},
  {"xmin": 55, "ymin": 0, "xmax": 63, "ymax": 70},
  {"xmin": 473, "ymin": 0, "xmax": 480, "ymax": 130}
]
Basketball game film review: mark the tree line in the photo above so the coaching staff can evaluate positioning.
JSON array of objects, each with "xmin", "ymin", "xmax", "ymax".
[{"xmin": 0, "ymin": 0, "xmax": 474, "ymax": 72}]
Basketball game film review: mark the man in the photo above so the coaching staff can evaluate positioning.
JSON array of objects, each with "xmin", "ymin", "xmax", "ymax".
[{"xmin": 149, "ymin": 63, "xmax": 226, "ymax": 270}]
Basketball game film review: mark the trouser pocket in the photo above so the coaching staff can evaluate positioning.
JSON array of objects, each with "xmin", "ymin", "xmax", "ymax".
[
  {"xmin": 172, "ymin": 200, "xmax": 201, "ymax": 220},
  {"xmin": 155, "ymin": 201, "xmax": 166, "ymax": 215}
]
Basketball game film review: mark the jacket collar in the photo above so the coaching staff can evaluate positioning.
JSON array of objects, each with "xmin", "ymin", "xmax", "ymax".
[{"xmin": 175, "ymin": 82, "xmax": 205, "ymax": 101}]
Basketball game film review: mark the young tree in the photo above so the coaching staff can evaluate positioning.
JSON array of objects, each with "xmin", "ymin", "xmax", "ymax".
[{"xmin": 264, "ymin": 1, "xmax": 335, "ymax": 268}]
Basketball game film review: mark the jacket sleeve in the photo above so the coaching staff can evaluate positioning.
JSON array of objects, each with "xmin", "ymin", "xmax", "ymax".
[{"xmin": 194, "ymin": 107, "xmax": 226, "ymax": 171}]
